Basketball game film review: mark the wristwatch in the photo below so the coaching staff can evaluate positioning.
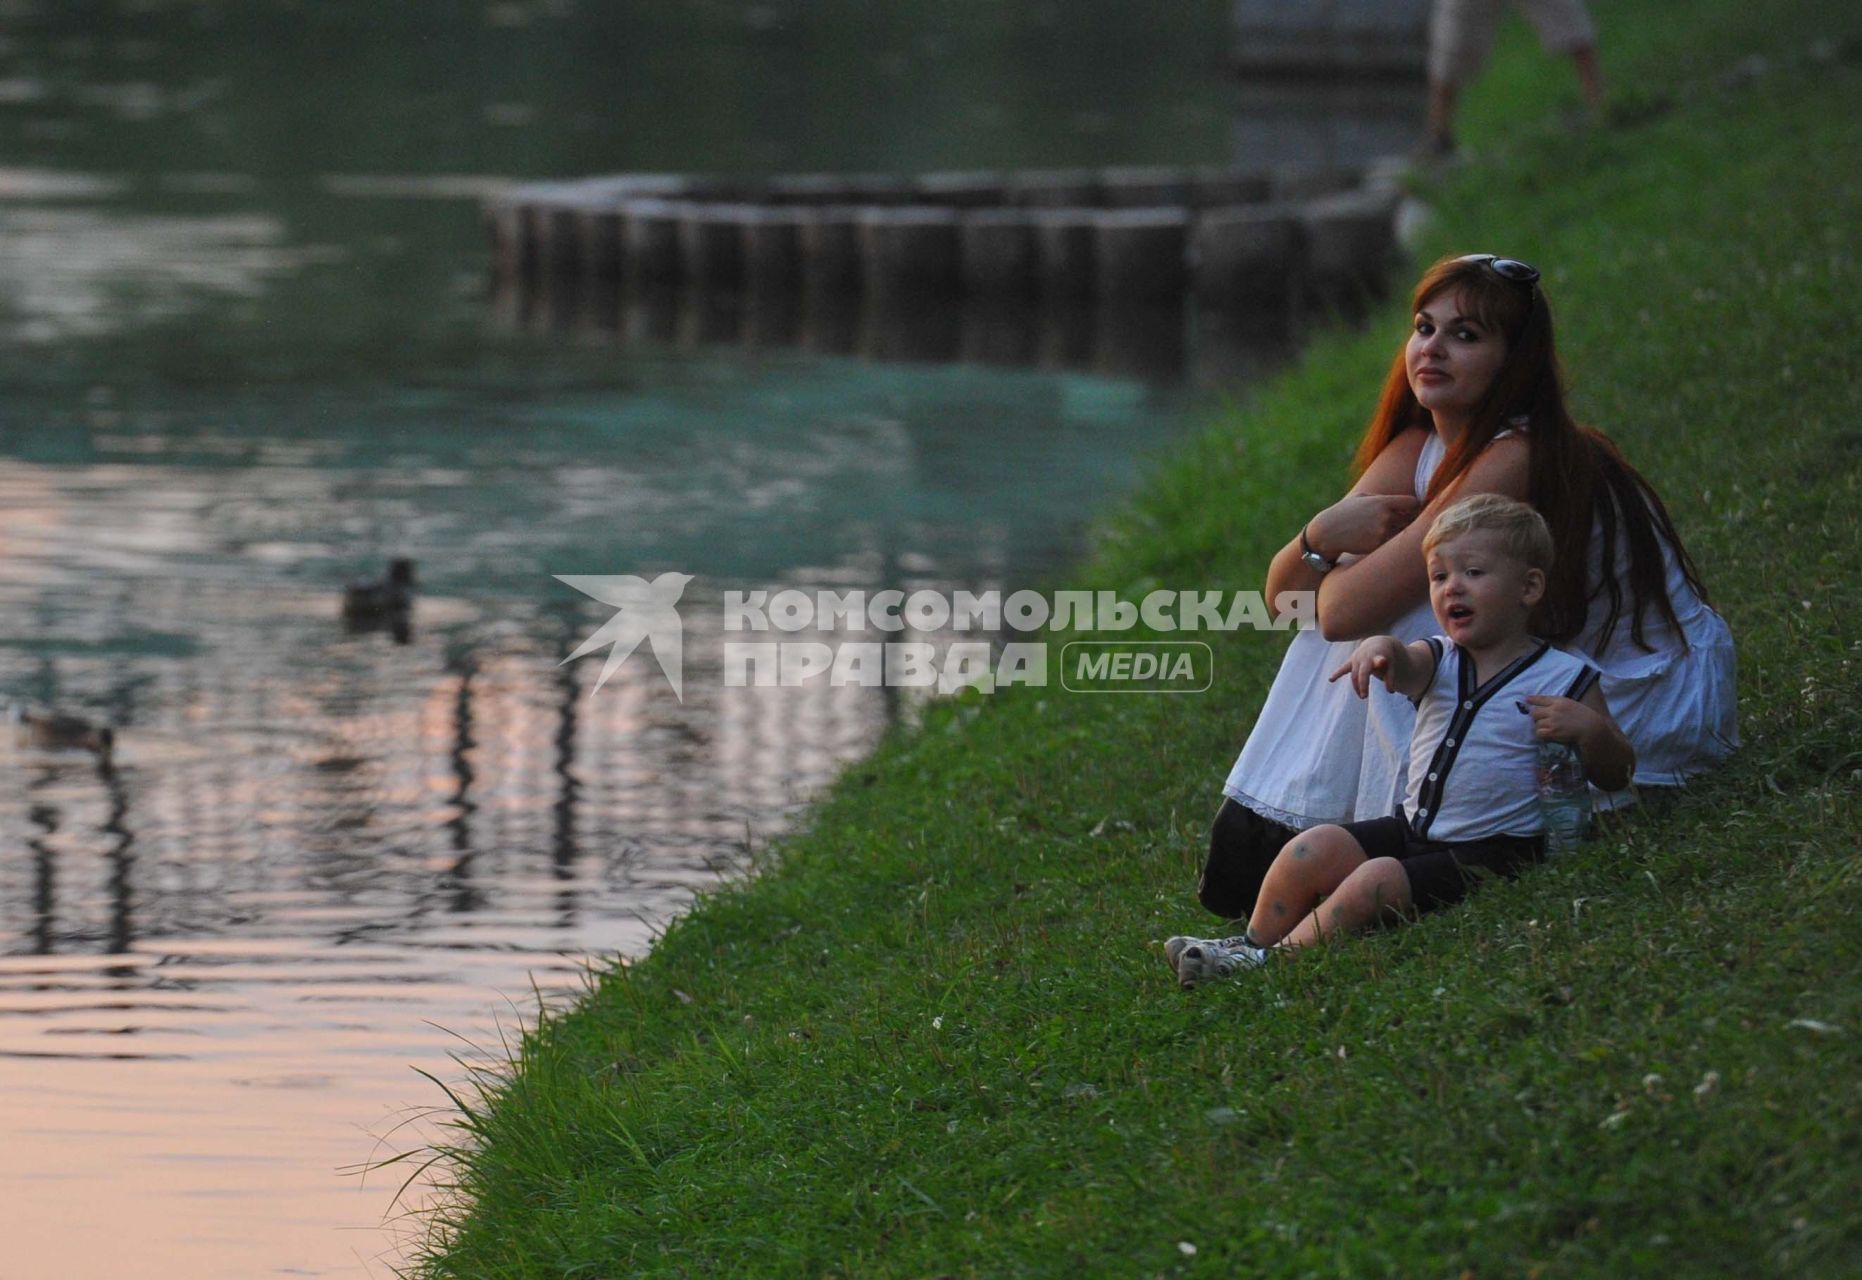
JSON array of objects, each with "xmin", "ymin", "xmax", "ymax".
[{"xmin": 1299, "ymin": 524, "xmax": 1336, "ymax": 573}]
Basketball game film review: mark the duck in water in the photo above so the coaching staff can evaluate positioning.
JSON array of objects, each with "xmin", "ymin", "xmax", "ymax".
[
  {"xmin": 342, "ymin": 558, "xmax": 415, "ymax": 643},
  {"xmin": 11, "ymin": 706, "xmax": 115, "ymax": 765}
]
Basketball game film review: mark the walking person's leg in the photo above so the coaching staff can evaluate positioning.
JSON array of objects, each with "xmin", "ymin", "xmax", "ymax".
[
  {"xmin": 1422, "ymin": 0, "xmax": 1504, "ymax": 155},
  {"xmin": 1518, "ymin": 0, "xmax": 1604, "ymax": 112}
]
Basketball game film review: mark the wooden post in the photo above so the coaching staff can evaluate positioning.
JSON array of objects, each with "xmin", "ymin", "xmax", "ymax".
[
  {"xmin": 539, "ymin": 204, "xmax": 581, "ymax": 280},
  {"xmin": 486, "ymin": 199, "xmax": 530, "ymax": 281},
  {"xmin": 1191, "ymin": 204, "xmax": 1305, "ymax": 307},
  {"xmin": 1094, "ymin": 299, "xmax": 1187, "ymax": 381},
  {"xmin": 1301, "ymin": 186, "xmax": 1400, "ymax": 299},
  {"xmin": 1030, "ymin": 210, "xmax": 1097, "ymax": 303},
  {"xmin": 959, "ymin": 300, "xmax": 1039, "ymax": 367},
  {"xmin": 959, "ymin": 209, "xmax": 1038, "ymax": 299},
  {"xmin": 679, "ymin": 205, "xmax": 751, "ymax": 292},
  {"xmin": 575, "ymin": 208, "xmax": 624, "ymax": 283},
  {"xmin": 622, "ymin": 199, "xmax": 684, "ymax": 287},
  {"xmin": 859, "ymin": 291, "xmax": 960, "ymax": 363},
  {"xmin": 798, "ymin": 206, "xmax": 863, "ymax": 296},
  {"xmin": 742, "ymin": 207, "xmax": 805, "ymax": 295},
  {"xmin": 1094, "ymin": 209, "xmax": 1190, "ymax": 302},
  {"xmin": 858, "ymin": 207, "xmax": 962, "ymax": 300}
]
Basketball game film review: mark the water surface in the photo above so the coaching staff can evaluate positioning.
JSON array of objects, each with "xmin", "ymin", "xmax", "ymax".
[{"xmin": 0, "ymin": 3, "xmax": 1373, "ymax": 1274}]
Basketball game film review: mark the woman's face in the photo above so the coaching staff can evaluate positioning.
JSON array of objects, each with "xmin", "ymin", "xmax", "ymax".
[{"xmin": 1405, "ymin": 286, "xmax": 1509, "ymax": 433}]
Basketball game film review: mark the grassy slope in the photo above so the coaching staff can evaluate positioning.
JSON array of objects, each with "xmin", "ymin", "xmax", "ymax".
[{"xmin": 412, "ymin": 4, "xmax": 1862, "ymax": 1276}]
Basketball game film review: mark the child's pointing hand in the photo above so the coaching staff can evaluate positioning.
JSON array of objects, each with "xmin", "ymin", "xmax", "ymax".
[{"xmin": 1329, "ymin": 636, "xmax": 1402, "ymax": 699}]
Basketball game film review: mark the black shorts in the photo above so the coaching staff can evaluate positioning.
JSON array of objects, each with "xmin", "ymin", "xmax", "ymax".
[
  {"xmin": 1339, "ymin": 815, "xmax": 1544, "ymax": 914},
  {"xmin": 1199, "ymin": 798, "xmax": 1299, "ymax": 919}
]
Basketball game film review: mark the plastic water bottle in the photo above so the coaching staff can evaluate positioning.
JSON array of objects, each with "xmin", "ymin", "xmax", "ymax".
[{"xmin": 1536, "ymin": 740, "xmax": 1590, "ymax": 859}]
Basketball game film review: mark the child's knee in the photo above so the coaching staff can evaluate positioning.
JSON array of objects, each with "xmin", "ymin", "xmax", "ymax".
[
  {"xmin": 1345, "ymin": 857, "xmax": 1413, "ymax": 919},
  {"xmin": 1279, "ymin": 824, "xmax": 1364, "ymax": 868}
]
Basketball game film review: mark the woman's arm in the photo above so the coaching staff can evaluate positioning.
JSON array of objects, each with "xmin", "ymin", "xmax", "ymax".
[
  {"xmin": 1263, "ymin": 428, "xmax": 1428, "ymax": 618},
  {"xmin": 1315, "ymin": 434, "xmax": 1532, "ymax": 641}
]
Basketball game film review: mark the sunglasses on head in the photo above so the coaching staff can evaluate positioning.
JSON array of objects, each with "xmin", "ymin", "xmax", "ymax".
[{"xmin": 1458, "ymin": 253, "xmax": 1541, "ymax": 289}]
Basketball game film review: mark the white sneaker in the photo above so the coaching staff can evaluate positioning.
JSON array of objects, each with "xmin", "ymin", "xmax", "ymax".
[
  {"xmin": 1170, "ymin": 935, "xmax": 1266, "ymax": 989},
  {"xmin": 1163, "ymin": 934, "xmax": 1201, "ymax": 974},
  {"xmin": 1164, "ymin": 933, "xmax": 1243, "ymax": 970}
]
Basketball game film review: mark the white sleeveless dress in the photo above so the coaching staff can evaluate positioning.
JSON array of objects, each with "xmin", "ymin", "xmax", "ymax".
[
  {"xmin": 1221, "ymin": 434, "xmax": 1442, "ymax": 829},
  {"xmin": 1224, "ymin": 429, "xmax": 1737, "ymax": 825},
  {"xmin": 1570, "ymin": 499, "xmax": 1739, "ymax": 801}
]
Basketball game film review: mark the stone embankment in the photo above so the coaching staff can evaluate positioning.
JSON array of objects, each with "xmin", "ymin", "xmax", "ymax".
[{"xmin": 484, "ymin": 161, "xmax": 1408, "ymax": 318}]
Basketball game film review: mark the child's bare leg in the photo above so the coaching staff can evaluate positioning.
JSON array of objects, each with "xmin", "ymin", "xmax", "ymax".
[
  {"xmin": 1280, "ymin": 857, "xmax": 1414, "ymax": 949},
  {"xmin": 1245, "ymin": 825, "xmax": 1369, "ymax": 946}
]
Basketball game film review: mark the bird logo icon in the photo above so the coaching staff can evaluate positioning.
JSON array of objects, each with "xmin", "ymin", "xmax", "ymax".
[{"xmin": 557, "ymin": 572, "xmax": 694, "ymax": 700}]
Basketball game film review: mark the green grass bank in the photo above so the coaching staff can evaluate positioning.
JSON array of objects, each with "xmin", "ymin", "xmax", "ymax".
[{"xmin": 408, "ymin": 3, "xmax": 1862, "ymax": 1275}]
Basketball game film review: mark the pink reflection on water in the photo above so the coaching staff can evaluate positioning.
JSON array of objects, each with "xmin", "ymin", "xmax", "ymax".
[{"xmin": 0, "ymin": 456, "xmax": 953, "ymax": 1277}]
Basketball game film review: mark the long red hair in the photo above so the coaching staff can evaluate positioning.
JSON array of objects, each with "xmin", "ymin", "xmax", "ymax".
[{"xmin": 1350, "ymin": 254, "xmax": 1708, "ymax": 651}]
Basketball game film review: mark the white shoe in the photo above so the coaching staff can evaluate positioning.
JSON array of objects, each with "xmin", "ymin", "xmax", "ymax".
[{"xmin": 1171, "ymin": 935, "xmax": 1266, "ymax": 989}]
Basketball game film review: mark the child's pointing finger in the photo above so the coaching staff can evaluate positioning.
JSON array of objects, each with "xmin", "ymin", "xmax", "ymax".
[{"xmin": 1364, "ymin": 654, "xmax": 1386, "ymax": 696}]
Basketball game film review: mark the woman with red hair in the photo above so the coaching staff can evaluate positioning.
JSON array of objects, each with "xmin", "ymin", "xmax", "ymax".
[{"xmin": 1197, "ymin": 253, "xmax": 1736, "ymax": 920}]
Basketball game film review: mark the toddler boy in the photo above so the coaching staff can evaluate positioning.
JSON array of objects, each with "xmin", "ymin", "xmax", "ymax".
[{"xmin": 1169, "ymin": 493, "xmax": 1633, "ymax": 987}]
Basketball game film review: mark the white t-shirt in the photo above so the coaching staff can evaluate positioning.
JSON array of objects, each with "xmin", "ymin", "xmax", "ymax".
[{"xmin": 1403, "ymin": 635, "xmax": 1599, "ymax": 842}]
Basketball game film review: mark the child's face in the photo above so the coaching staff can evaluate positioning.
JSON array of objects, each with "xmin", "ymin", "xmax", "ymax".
[{"xmin": 1427, "ymin": 530, "xmax": 1544, "ymax": 650}]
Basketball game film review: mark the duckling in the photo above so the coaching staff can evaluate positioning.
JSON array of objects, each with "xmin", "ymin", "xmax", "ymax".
[
  {"xmin": 342, "ymin": 558, "xmax": 416, "ymax": 640},
  {"xmin": 10, "ymin": 705, "xmax": 115, "ymax": 763}
]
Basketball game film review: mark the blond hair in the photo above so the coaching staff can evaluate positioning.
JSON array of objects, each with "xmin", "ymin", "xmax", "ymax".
[{"xmin": 1422, "ymin": 493, "xmax": 1553, "ymax": 572}]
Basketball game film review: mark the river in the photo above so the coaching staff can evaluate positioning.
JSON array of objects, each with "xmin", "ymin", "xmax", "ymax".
[{"xmin": 0, "ymin": 3, "xmax": 1409, "ymax": 1276}]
